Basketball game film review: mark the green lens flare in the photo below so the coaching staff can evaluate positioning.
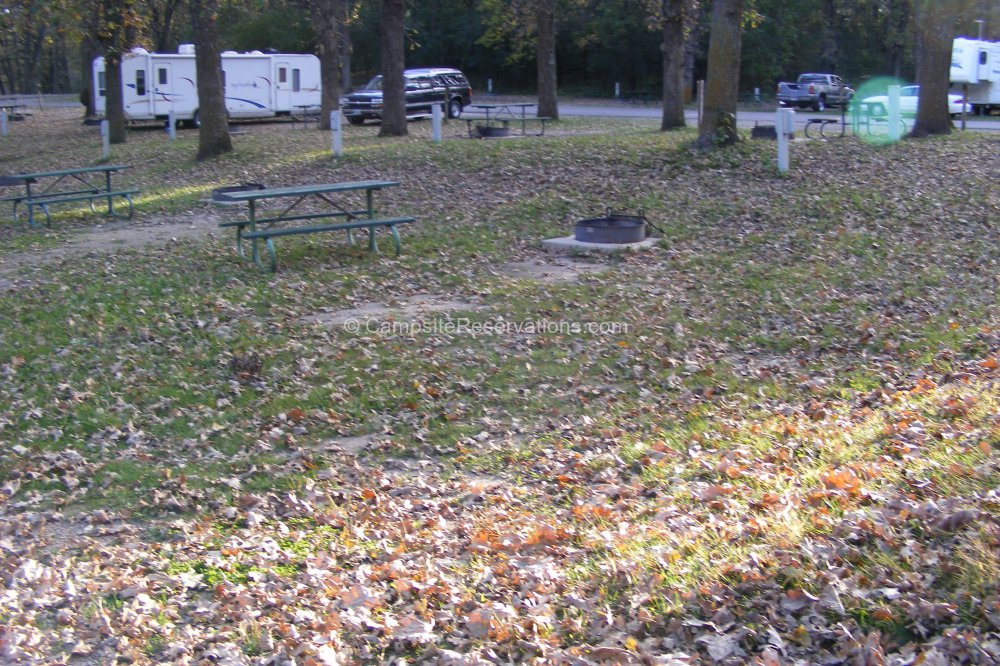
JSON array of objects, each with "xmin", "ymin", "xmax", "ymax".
[{"xmin": 850, "ymin": 76, "xmax": 906, "ymax": 145}]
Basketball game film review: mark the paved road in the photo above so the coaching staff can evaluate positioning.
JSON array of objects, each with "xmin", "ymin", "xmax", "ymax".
[
  {"xmin": 15, "ymin": 93, "xmax": 999, "ymax": 132},
  {"xmin": 558, "ymin": 100, "xmax": 1000, "ymax": 132}
]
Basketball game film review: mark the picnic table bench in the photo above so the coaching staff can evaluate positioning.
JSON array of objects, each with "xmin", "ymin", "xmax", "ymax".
[
  {"xmin": 216, "ymin": 180, "xmax": 415, "ymax": 272},
  {"xmin": 0, "ymin": 165, "xmax": 139, "ymax": 227},
  {"xmin": 464, "ymin": 103, "xmax": 550, "ymax": 137},
  {"xmin": 804, "ymin": 117, "xmax": 843, "ymax": 138}
]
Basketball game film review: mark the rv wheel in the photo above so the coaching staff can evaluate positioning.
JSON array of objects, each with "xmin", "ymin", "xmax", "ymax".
[{"xmin": 190, "ymin": 110, "xmax": 201, "ymax": 129}]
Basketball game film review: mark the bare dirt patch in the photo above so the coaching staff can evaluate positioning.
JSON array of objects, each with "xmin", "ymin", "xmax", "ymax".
[
  {"xmin": 301, "ymin": 294, "xmax": 488, "ymax": 327},
  {"xmin": 493, "ymin": 257, "xmax": 609, "ymax": 283},
  {"xmin": 0, "ymin": 210, "xmax": 224, "ymax": 290}
]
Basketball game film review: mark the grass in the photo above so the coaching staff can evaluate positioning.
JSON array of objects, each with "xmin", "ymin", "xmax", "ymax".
[{"xmin": 0, "ymin": 107, "xmax": 997, "ymax": 664}]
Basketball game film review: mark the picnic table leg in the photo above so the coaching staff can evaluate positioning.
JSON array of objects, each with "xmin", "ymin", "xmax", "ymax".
[
  {"xmin": 104, "ymin": 171, "xmax": 114, "ymax": 215},
  {"xmin": 263, "ymin": 238, "xmax": 278, "ymax": 273},
  {"xmin": 24, "ymin": 181, "xmax": 37, "ymax": 227},
  {"xmin": 235, "ymin": 224, "xmax": 247, "ymax": 259},
  {"xmin": 248, "ymin": 201, "xmax": 263, "ymax": 267},
  {"xmin": 389, "ymin": 223, "xmax": 403, "ymax": 256},
  {"xmin": 364, "ymin": 189, "xmax": 376, "ymax": 251}
]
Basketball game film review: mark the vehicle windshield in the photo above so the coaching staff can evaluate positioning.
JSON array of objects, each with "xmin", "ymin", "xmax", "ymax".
[{"xmin": 363, "ymin": 75, "xmax": 383, "ymax": 91}]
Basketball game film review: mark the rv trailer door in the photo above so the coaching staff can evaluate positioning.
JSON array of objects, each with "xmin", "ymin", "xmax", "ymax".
[{"xmin": 275, "ymin": 61, "xmax": 291, "ymax": 112}]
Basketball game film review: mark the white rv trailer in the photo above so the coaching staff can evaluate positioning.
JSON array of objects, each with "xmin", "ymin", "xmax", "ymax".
[
  {"xmin": 950, "ymin": 37, "xmax": 1000, "ymax": 115},
  {"xmin": 93, "ymin": 45, "xmax": 321, "ymax": 125}
]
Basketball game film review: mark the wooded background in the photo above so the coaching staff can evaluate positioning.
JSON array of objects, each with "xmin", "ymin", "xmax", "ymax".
[{"xmin": 2, "ymin": 0, "xmax": 998, "ymax": 100}]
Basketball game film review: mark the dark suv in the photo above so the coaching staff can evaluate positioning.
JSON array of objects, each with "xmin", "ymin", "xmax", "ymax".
[{"xmin": 342, "ymin": 68, "xmax": 472, "ymax": 125}]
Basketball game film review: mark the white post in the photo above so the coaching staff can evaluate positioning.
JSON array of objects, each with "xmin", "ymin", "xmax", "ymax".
[
  {"xmin": 487, "ymin": 78, "xmax": 493, "ymax": 95},
  {"xmin": 697, "ymin": 80, "xmax": 705, "ymax": 126},
  {"xmin": 754, "ymin": 87, "xmax": 760, "ymax": 104},
  {"xmin": 777, "ymin": 107, "xmax": 794, "ymax": 174},
  {"xmin": 887, "ymin": 84, "xmax": 901, "ymax": 142},
  {"xmin": 431, "ymin": 103, "xmax": 442, "ymax": 143},
  {"xmin": 614, "ymin": 82, "xmax": 620, "ymax": 99},
  {"xmin": 331, "ymin": 110, "xmax": 342, "ymax": 158},
  {"xmin": 1, "ymin": 110, "xmax": 7, "ymax": 137},
  {"xmin": 101, "ymin": 120, "xmax": 110, "ymax": 159},
  {"xmin": 167, "ymin": 110, "xmax": 177, "ymax": 140}
]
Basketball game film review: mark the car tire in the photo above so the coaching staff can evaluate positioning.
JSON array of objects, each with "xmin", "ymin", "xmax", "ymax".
[
  {"xmin": 814, "ymin": 97, "xmax": 826, "ymax": 112},
  {"xmin": 347, "ymin": 116, "xmax": 365, "ymax": 126},
  {"xmin": 448, "ymin": 99, "xmax": 462, "ymax": 119},
  {"xmin": 869, "ymin": 103, "xmax": 886, "ymax": 117}
]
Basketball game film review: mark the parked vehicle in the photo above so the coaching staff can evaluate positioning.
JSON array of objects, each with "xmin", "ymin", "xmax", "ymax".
[
  {"xmin": 776, "ymin": 73, "xmax": 854, "ymax": 111},
  {"xmin": 950, "ymin": 37, "xmax": 1000, "ymax": 115},
  {"xmin": 342, "ymin": 68, "xmax": 472, "ymax": 125},
  {"xmin": 92, "ymin": 45, "xmax": 321, "ymax": 126},
  {"xmin": 858, "ymin": 85, "xmax": 971, "ymax": 118}
]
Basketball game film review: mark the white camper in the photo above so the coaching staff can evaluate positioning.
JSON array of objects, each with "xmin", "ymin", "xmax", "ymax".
[
  {"xmin": 93, "ymin": 45, "xmax": 321, "ymax": 125},
  {"xmin": 950, "ymin": 37, "xmax": 1000, "ymax": 115}
]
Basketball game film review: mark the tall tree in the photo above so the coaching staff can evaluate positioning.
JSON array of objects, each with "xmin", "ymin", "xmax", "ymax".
[
  {"xmin": 306, "ymin": 0, "xmax": 347, "ymax": 130},
  {"xmin": 536, "ymin": 0, "xmax": 559, "ymax": 119},
  {"xmin": 478, "ymin": 0, "xmax": 560, "ymax": 119},
  {"xmin": 910, "ymin": 0, "xmax": 966, "ymax": 137},
  {"xmin": 95, "ymin": 0, "xmax": 140, "ymax": 144},
  {"xmin": 189, "ymin": 0, "xmax": 232, "ymax": 159},
  {"xmin": 696, "ymin": 0, "xmax": 743, "ymax": 150},
  {"xmin": 379, "ymin": 0, "xmax": 407, "ymax": 136},
  {"xmin": 660, "ymin": 0, "xmax": 687, "ymax": 129}
]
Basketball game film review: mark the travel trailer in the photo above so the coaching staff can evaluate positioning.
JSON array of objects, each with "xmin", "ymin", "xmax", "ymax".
[
  {"xmin": 92, "ymin": 45, "xmax": 321, "ymax": 126},
  {"xmin": 950, "ymin": 37, "xmax": 1000, "ymax": 115}
]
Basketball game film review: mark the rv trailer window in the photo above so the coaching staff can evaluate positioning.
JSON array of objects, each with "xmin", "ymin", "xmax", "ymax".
[
  {"xmin": 981, "ymin": 51, "xmax": 988, "ymax": 65},
  {"xmin": 158, "ymin": 68, "xmax": 168, "ymax": 85},
  {"xmin": 136, "ymin": 70, "xmax": 146, "ymax": 96},
  {"xmin": 293, "ymin": 69, "xmax": 300, "ymax": 92},
  {"xmin": 279, "ymin": 68, "xmax": 287, "ymax": 84},
  {"xmin": 98, "ymin": 71, "xmax": 106, "ymax": 97}
]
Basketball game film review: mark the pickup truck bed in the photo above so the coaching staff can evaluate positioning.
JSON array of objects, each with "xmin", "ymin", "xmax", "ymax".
[{"xmin": 777, "ymin": 73, "xmax": 853, "ymax": 111}]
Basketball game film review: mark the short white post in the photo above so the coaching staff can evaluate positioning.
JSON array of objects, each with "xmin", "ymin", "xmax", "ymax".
[
  {"xmin": 167, "ymin": 110, "xmax": 177, "ymax": 140},
  {"xmin": 754, "ymin": 87, "xmax": 760, "ymax": 104},
  {"xmin": 331, "ymin": 110, "xmax": 342, "ymax": 158},
  {"xmin": 431, "ymin": 103, "xmax": 442, "ymax": 143},
  {"xmin": 887, "ymin": 84, "xmax": 901, "ymax": 142},
  {"xmin": 101, "ymin": 120, "xmax": 110, "ymax": 159},
  {"xmin": 614, "ymin": 82, "xmax": 620, "ymax": 99},
  {"xmin": 0, "ymin": 110, "xmax": 7, "ymax": 137},
  {"xmin": 487, "ymin": 78, "xmax": 493, "ymax": 94},
  {"xmin": 777, "ymin": 107, "xmax": 794, "ymax": 174}
]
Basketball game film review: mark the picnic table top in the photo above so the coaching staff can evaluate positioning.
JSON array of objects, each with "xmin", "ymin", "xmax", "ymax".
[
  {"xmin": 220, "ymin": 180, "xmax": 400, "ymax": 202},
  {"xmin": 470, "ymin": 102, "xmax": 536, "ymax": 109},
  {"xmin": 7, "ymin": 165, "xmax": 130, "ymax": 181}
]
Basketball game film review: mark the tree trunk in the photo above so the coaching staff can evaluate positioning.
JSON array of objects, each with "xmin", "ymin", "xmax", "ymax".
[
  {"xmin": 341, "ymin": 19, "xmax": 353, "ymax": 93},
  {"xmin": 911, "ymin": 0, "xmax": 959, "ymax": 137},
  {"xmin": 190, "ymin": 0, "xmax": 233, "ymax": 160},
  {"xmin": 536, "ymin": 0, "xmax": 559, "ymax": 120},
  {"xmin": 696, "ymin": 0, "xmax": 743, "ymax": 150},
  {"xmin": 660, "ymin": 0, "xmax": 686, "ymax": 130},
  {"xmin": 379, "ymin": 0, "xmax": 408, "ymax": 137},
  {"xmin": 311, "ymin": 0, "xmax": 346, "ymax": 130},
  {"xmin": 80, "ymin": 38, "xmax": 100, "ymax": 117},
  {"xmin": 105, "ymin": 57, "xmax": 128, "ymax": 144}
]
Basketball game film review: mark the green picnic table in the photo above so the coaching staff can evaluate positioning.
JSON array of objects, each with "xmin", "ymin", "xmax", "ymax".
[
  {"xmin": 216, "ymin": 180, "xmax": 416, "ymax": 272},
  {"xmin": 0, "ymin": 165, "xmax": 139, "ymax": 227}
]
